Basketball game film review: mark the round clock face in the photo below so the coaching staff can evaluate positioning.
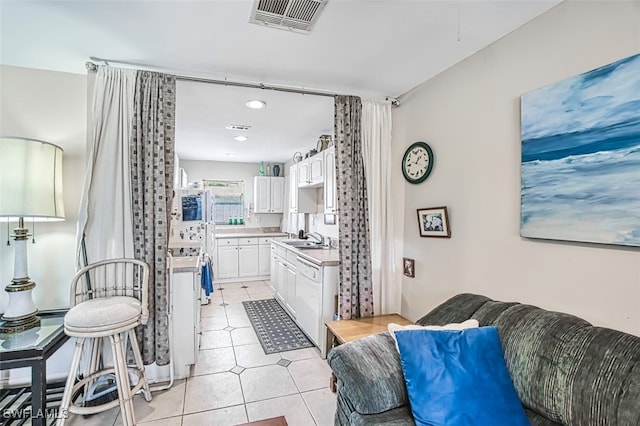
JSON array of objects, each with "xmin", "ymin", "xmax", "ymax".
[{"xmin": 402, "ymin": 142, "xmax": 434, "ymax": 184}]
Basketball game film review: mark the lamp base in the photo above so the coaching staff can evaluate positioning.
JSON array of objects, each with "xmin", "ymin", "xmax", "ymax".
[
  {"xmin": 1, "ymin": 221, "xmax": 41, "ymax": 334},
  {"xmin": 0, "ymin": 315, "xmax": 41, "ymax": 333}
]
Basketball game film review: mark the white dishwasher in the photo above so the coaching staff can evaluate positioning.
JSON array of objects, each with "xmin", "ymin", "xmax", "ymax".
[{"xmin": 295, "ymin": 257, "xmax": 322, "ymax": 346}]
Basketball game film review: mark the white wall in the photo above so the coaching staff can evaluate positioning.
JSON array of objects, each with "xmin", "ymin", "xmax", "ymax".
[
  {"xmin": 393, "ymin": 1, "xmax": 640, "ymax": 336},
  {"xmin": 0, "ymin": 65, "xmax": 87, "ymax": 312},
  {"xmin": 0, "ymin": 65, "xmax": 87, "ymax": 385},
  {"xmin": 180, "ymin": 159, "xmax": 283, "ymax": 228}
]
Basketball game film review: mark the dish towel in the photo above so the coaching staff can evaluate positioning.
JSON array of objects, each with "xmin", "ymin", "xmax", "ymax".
[{"xmin": 201, "ymin": 258, "xmax": 214, "ymax": 297}]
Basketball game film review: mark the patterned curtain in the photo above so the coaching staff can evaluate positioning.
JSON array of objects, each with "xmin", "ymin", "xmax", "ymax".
[
  {"xmin": 334, "ymin": 95, "xmax": 374, "ymax": 319},
  {"xmin": 131, "ymin": 71, "xmax": 175, "ymax": 365}
]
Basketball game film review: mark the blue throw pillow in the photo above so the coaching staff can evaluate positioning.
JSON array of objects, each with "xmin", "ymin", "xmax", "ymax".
[{"xmin": 394, "ymin": 326, "xmax": 530, "ymax": 426}]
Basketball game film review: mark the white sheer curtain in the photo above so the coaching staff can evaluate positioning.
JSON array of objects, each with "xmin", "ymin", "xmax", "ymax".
[
  {"xmin": 76, "ymin": 67, "xmax": 137, "ymax": 264},
  {"xmin": 361, "ymin": 100, "xmax": 399, "ymax": 315}
]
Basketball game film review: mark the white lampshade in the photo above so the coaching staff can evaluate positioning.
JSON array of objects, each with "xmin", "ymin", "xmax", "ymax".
[{"xmin": 0, "ymin": 137, "xmax": 65, "ymax": 221}]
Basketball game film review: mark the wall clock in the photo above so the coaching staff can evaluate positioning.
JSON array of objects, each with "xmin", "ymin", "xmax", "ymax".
[{"xmin": 402, "ymin": 141, "xmax": 434, "ymax": 184}]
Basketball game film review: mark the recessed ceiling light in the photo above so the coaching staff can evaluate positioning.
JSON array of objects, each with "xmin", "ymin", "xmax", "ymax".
[
  {"xmin": 225, "ymin": 153, "xmax": 237, "ymax": 157},
  {"xmin": 234, "ymin": 135, "xmax": 248, "ymax": 142},
  {"xmin": 246, "ymin": 100, "xmax": 267, "ymax": 109}
]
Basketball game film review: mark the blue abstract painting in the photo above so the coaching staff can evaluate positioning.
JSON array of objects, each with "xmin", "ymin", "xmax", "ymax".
[{"xmin": 521, "ymin": 53, "xmax": 640, "ymax": 247}]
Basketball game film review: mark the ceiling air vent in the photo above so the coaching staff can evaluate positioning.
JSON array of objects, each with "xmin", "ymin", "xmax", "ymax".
[
  {"xmin": 250, "ymin": 0, "xmax": 328, "ymax": 34},
  {"xmin": 226, "ymin": 124, "xmax": 252, "ymax": 131}
]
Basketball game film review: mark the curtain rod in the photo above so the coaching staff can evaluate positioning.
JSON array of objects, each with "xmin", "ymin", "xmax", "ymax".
[{"xmin": 85, "ymin": 58, "xmax": 400, "ymax": 106}]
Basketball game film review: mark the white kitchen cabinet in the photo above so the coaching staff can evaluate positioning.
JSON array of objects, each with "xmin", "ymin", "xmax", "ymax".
[
  {"xmin": 297, "ymin": 160, "xmax": 311, "ymax": 186},
  {"xmin": 275, "ymin": 259, "xmax": 286, "ymax": 304},
  {"xmin": 269, "ymin": 241, "xmax": 340, "ymax": 358},
  {"xmin": 309, "ymin": 154, "xmax": 324, "ymax": 186},
  {"xmin": 289, "ymin": 164, "xmax": 316, "ymax": 213},
  {"xmin": 238, "ymin": 244, "xmax": 259, "ymax": 277},
  {"xmin": 319, "ymin": 264, "xmax": 339, "ymax": 357},
  {"xmin": 254, "ymin": 176, "xmax": 285, "ymax": 213},
  {"xmin": 215, "ymin": 236, "xmax": 282, "ymax": 283},
  {"xmin": 258, "ymin": 238, "xmax": 271, "ymax": 276},
  {"xmin": 297, "ymin": 153, "xmax": 324, "ymax": 188},
  {"xmin": 271, "ymin": 178, "xmax": 285, "ymax": 212},
  {"xmin": 269, "ymin": 248, "xmax": 278, "ymax": 294},
  {"xmin": 169, "ymin": 258, "xmax": 202, "ymax": 379},
  {"xmin": 284, "ymin": 265, "xmax": 297, "ymax": 316},
  {"xmin": 217, "ymin": 243, "xmax": 239, "ymax": 279},
  {"xmin": 324, "ymin": 147, "xmax": 338, "ymax": 214},
  {"xmin": 270, "ymin": 242, "xmax": 297, "ymax": 317},
  {"xmin": 289, "ymin": 164, "xmax": 299, "ymax": 212}
]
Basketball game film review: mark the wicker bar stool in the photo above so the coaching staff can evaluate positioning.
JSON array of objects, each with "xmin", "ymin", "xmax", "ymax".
[{"xmin": 57, "ymin": 258, "xmax": 152, "ymax": 425}]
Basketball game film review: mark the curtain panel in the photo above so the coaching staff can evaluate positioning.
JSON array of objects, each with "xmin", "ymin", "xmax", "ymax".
[
  {"xmin": 334, "ymin": 95, "xmax": 374, "ymax": 319},
  {"xmin": 361, "ymin": 100, "xmax": 399, "ymax": 315},
  {"xmin": 131, "ymin": 71, "xmax": 176, "ymax": 365},
  {"xmin": 77, "ymin": 67, "xmax": 136, "ymax": 265}
]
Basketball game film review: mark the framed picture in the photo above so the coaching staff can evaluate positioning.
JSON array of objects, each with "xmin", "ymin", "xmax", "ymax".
[
  {"xmin": 403, "ymin": 257, "xmax": 415, "ymax": 278},
  {"xmin": 520, "ymin": 53, "xmax": 640, "ymax": 247},
  {"xmin": 417, "ymin": 206, "xmax": 451, "ymax": 238}
]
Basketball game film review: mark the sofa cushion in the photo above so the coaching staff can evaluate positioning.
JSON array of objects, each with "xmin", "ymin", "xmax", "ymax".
[
  {"xmin": 387, "ymin": 319, "xmax": 479, "ymax": 351},
  {"xmin": 415, "ymin": 293, "xmax": 490, "ymax": 326},
  {"xmin": 327, "ymin": 332, "xmax": 408, "ymax": 415},
  {"xmin": 524, "ymin": 409, "xmax": 562, "ymax": 426},
  {"xmin": 492, "ymin": 303, "xmax": 640, "ymax": 426},
  {"xmin": 350, "ymin": 406, "xmax": 416, "ymax": 426},
  {"xmin": 471, "ymin": 299, "xmax": 519, "ymax": 325},
  {"xmin": 395, "ymin": 326, "xmax": 530, "ymax": 426}
]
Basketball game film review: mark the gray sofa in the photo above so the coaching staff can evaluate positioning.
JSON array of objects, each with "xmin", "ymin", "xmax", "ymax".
[{"xmin": 327, "ymin": 293, "xmax": 640, "ymax": 425}]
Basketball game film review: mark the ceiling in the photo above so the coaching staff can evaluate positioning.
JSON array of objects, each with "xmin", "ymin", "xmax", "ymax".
[{"xmin": 0, "ymin": 0, "xmax": 561, "ymax": 163}]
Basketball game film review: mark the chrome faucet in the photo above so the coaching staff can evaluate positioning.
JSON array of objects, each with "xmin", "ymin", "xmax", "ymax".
[{"xmin": 306, "ymin": 232, "xmax": 324, "ymax": 245}]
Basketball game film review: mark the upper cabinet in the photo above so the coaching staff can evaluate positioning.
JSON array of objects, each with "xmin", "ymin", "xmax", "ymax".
[
  {"xmin": 297, "ymin": 152, "xmax": 324, "ymax": 188},
  {"xmin": 289, "ymin": 164, "xmax": 299, "ymax": 212},
  {"xmin": 254, "ymin": 176, "xmax": 285, "ymax": 213},
  {"xmin": 323, "ymin": 147, "xmax": 337, "ymax": 214},
  {"xmin": 289, "ymin": 164, "xmax": 316, "ymax": 213},
  {"xmin": 297, "ymin": 160, "xmax": 311, "ymax": 186}
]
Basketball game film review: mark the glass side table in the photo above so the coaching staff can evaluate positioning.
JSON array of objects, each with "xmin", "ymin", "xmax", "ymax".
[{"xmin": 0, "ymin": 310, "xmax": 69, "ymax": 426}]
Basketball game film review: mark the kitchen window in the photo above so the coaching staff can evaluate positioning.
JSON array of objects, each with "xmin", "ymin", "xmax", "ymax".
[{"xmin": 203, "ymin": 179, "xmax": 245, "ymax": 225}]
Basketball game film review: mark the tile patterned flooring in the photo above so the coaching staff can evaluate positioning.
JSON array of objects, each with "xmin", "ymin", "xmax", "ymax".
[{"xmin": 66, "ymin": 280, "xmax": 336, "ymax": 426}]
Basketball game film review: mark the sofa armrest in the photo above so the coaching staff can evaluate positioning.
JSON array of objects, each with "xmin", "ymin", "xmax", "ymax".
[{"xmin": 327, "ymin": 332, "xmax": 408, "ymax": 415}]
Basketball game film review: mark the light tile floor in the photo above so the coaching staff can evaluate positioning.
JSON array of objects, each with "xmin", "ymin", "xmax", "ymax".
[{"xmin": 65, "ymin": 279, "xmax": 336, "ymax": 426}]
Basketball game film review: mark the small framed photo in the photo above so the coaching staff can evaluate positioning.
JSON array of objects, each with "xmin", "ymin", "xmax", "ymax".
[
  {"xmin": 403, "ymin": 258, "xmax": 415, "ymax": 278},
  {"xmin": 417, "ymin": 206, "xmax": 451, "ymax": 238}
]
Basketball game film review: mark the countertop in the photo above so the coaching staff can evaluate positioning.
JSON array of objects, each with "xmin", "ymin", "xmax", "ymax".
[
  {"xmin": 170, "ymin": 256, "xmax": 200, "ymax": 272},
  {"xmin": 271, "ymin": 239, "xmax": 340, "ymax": 266},
  {"xmin": 297, "ymin": 248, "xmax": 340, "ymax": 266},
  {"xmin": 215, "ymin": 232, "xmax": 287, "ymax": 239}
]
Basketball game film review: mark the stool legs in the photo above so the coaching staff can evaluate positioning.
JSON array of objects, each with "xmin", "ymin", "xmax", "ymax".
[
  {"xmin": 110, "ymin": 332, "xmax": 136, "ymax": 426},
  {"xmin": 128, "ymin": 329, "xmax": 152, "ymax": 402},
  {"xmin": 57, "ymin": 338, "xmax": 85, "ymax": 425},
  {"xmin": 57, "ymin": 331, "xmax": 150, "ymax": 426}
]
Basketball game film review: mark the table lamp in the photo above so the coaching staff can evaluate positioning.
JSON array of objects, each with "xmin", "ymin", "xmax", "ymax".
[{"xmin": 0, "ymin": 137, "xmax": 65, "ymax": 333}]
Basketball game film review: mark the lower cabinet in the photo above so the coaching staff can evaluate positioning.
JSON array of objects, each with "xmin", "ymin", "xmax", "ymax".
[
  {"xmin": 239, "ymin": 242, "xmax": 259, "ymax": 277},
  {"xmin": 217, "ymin": 243, "xmax": 239, "ymax": 279},
  {"xmin": 215, "ymin": 236, "xmax": 281, "ymax": 282},
  {"xmin": 258, "ymin": 239, "xmax": 272, "ymax": 276},
  {"xmin": 270, "ymin": 248, "xmax": 279, "ymax": 294},
  {"xmin": 270, "ymin": 241, "xmax": 339, "ymax": 358},
  {"xmin": 170, "ymin": 266, "xmax": 201, "ymax": 379},
  {"xmin": 271, "ymin": 242, "xmax": 298, "ymax": 317},
  {"xmin": 284, "ymin": 263, "xmax": 297, "ymax": 316}
]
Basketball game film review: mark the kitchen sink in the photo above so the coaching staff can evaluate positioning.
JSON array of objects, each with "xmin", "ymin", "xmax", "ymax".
[{"xmin": 282, "ymin": 240, "xmax": 326, "ymax": 249}]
